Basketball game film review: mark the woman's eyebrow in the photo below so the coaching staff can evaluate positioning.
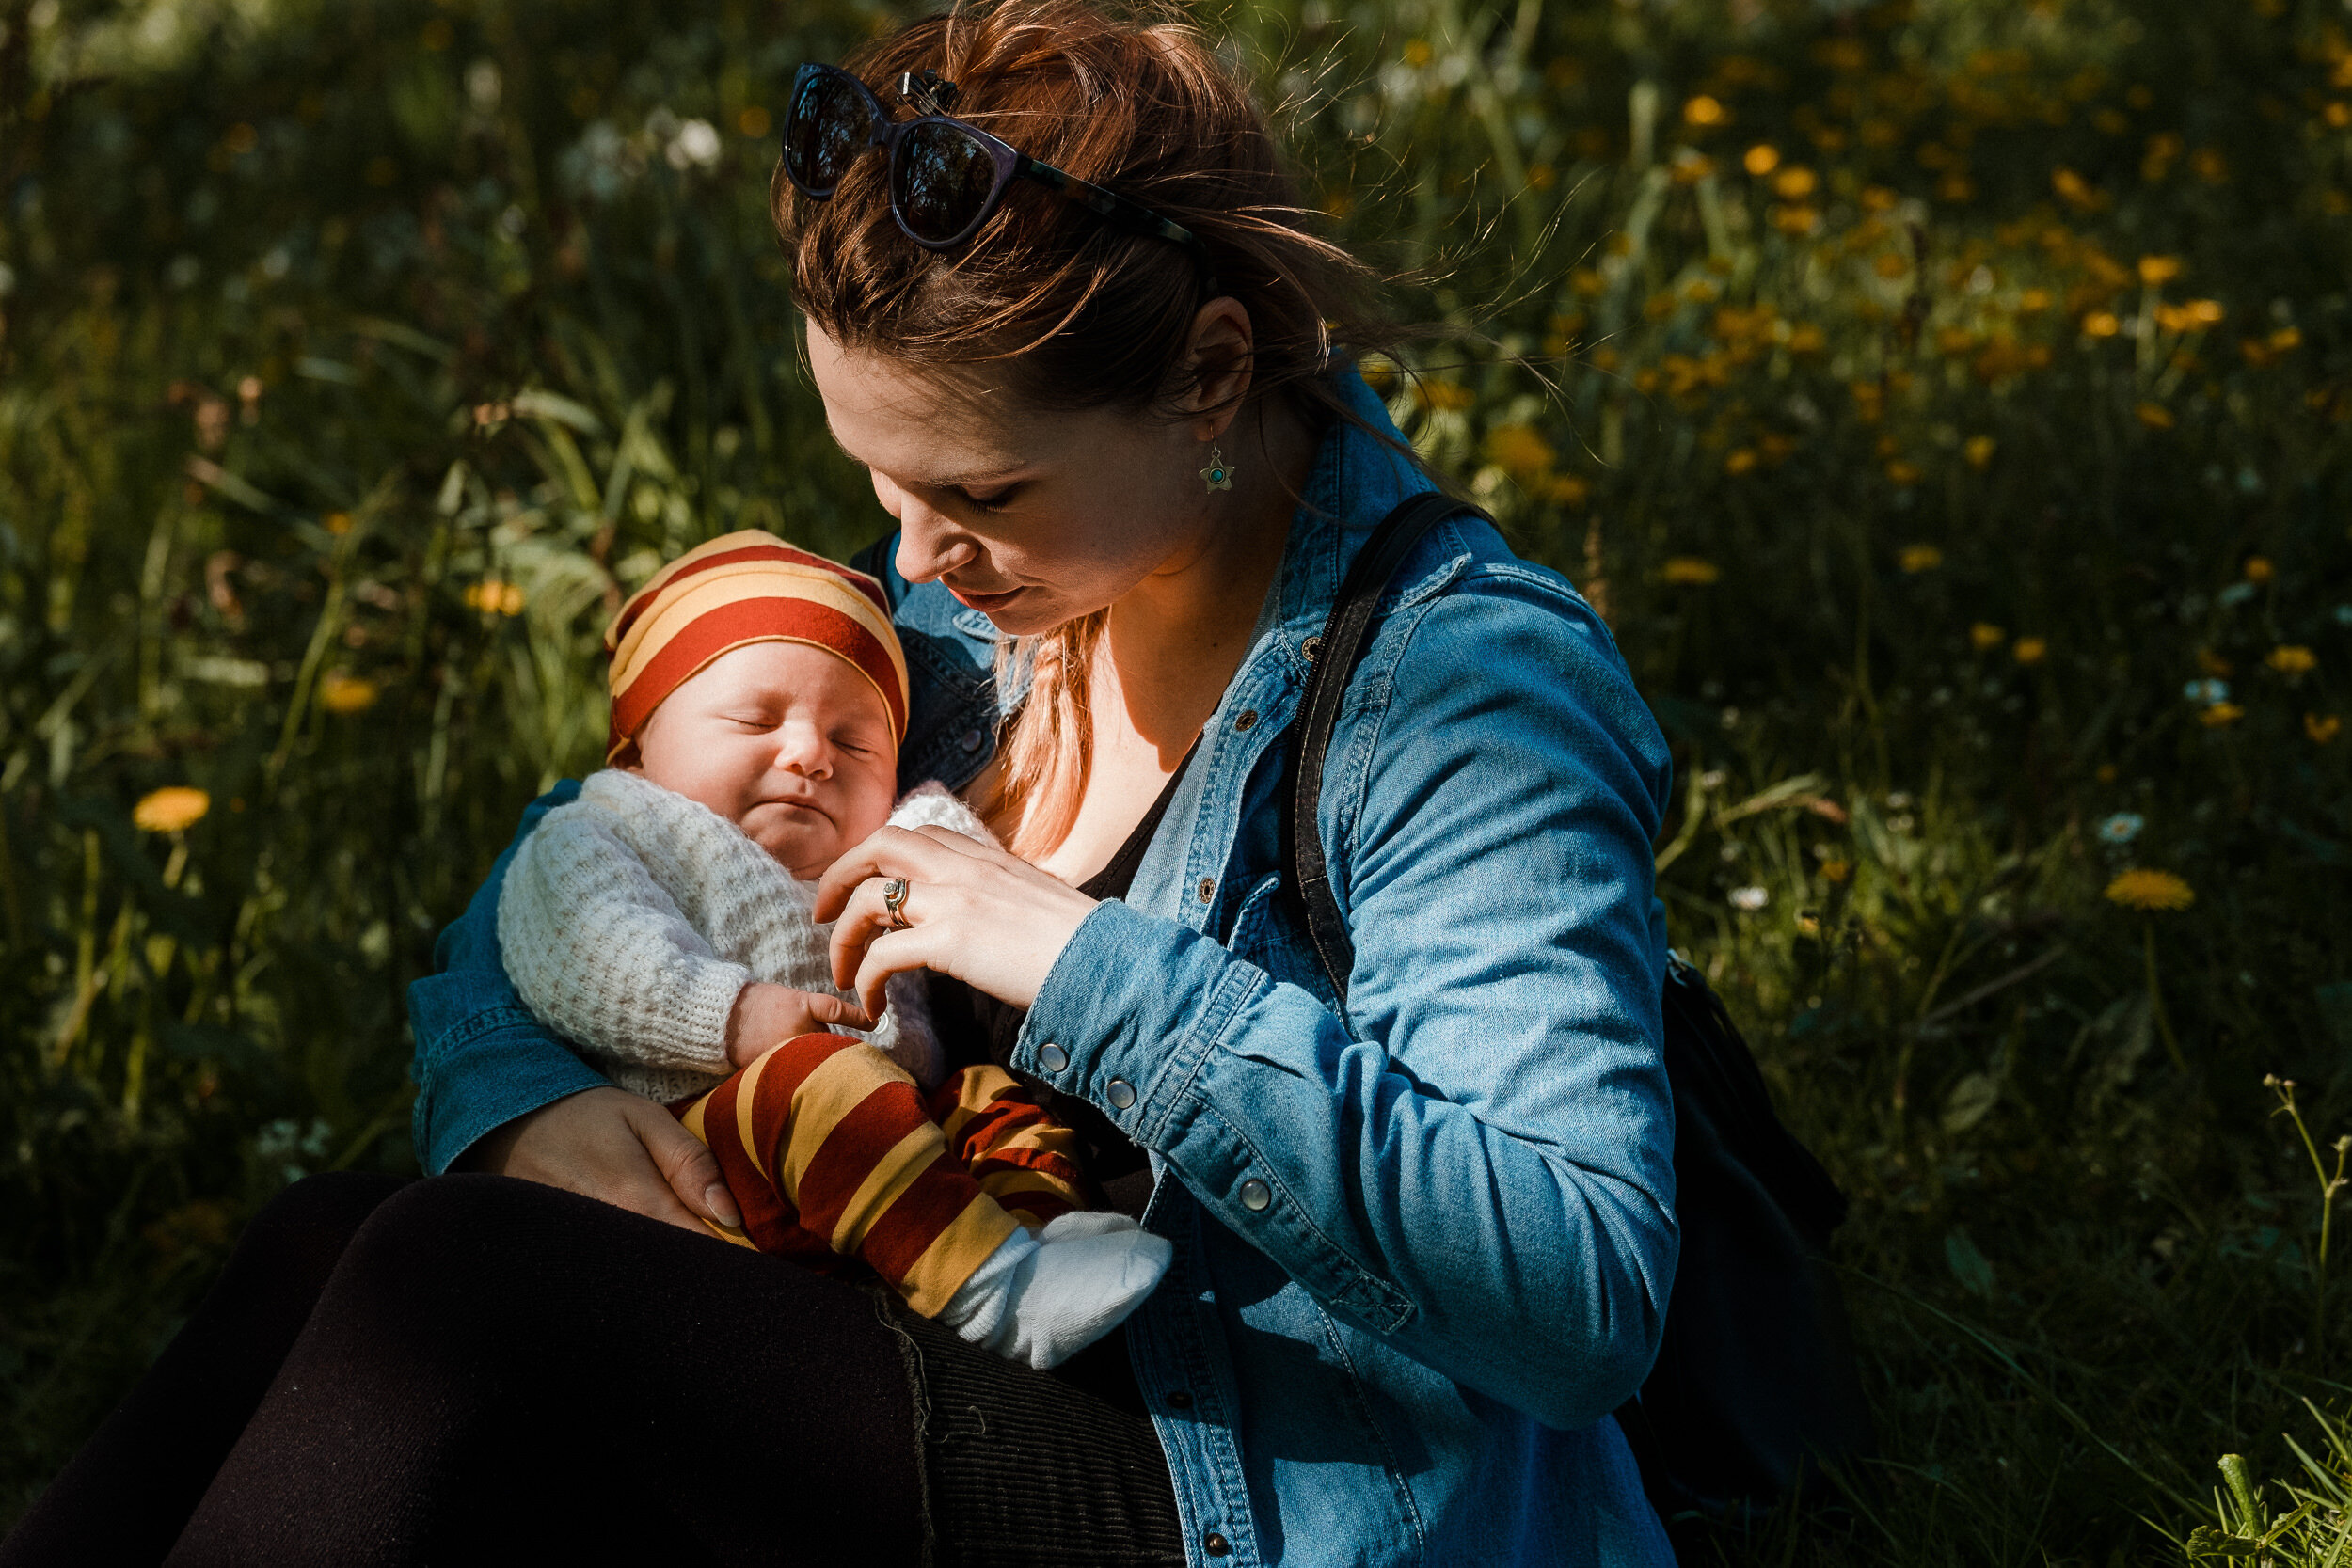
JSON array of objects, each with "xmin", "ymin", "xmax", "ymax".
[{"xmin": 824, "ymin": 429, "xmax": 1017, "ymax": 493}]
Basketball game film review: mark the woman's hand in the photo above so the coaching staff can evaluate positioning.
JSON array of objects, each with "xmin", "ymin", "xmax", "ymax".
[
  {"xmin": 455, "ymin": 1086, "xmax": 742, "ymax": 1236},
  {"xmin": 815, "ymin": 825, "xmax": 1100, "ymax": 1017}
]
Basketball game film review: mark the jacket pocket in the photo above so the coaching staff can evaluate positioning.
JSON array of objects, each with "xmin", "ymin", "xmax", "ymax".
[{"xmin": 1225, "ymin": 871, "xmax": 1343, "ymax": 1011}]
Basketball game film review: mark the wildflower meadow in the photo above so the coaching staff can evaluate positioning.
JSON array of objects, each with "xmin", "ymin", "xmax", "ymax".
[{"xmin": 3, "ymin": 0, "xmax": 2351, "ymax": 1560}]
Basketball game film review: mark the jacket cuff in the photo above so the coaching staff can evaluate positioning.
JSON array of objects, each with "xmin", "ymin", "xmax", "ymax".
[
  {"xmin": 1011, "ymin": 899, "xmax": 1258, "ymax": 1149},
  {"xmin": 414, "ymin": 1007, "xmax": 613, "ymax": 1176}
]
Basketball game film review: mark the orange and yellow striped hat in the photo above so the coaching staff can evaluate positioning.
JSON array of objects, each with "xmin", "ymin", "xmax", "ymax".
[{"xmin": 603, "ymin": 531, "xmax": 908, "ymax": 764}]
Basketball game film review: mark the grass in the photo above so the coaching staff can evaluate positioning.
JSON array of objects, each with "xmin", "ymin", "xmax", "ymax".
[{"xmin": 3, "ymin": 0, "xmax": 2351, "ymax": 1559}]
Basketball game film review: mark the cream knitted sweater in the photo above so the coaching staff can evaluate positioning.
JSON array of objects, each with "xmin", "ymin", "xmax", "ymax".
[{"xmin": 498, "ymin": 768, "xmax": 988, "ymax": 1103}]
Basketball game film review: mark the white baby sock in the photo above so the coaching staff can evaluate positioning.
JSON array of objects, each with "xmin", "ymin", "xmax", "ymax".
[{"xmin": 938, "ymin": 1211, "xmax": 1173, "ymax": 1370}]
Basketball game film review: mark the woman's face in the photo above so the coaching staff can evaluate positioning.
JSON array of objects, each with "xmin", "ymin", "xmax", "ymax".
[{"xmin": 805, "ymin": 319, "xmax": 1217, "ymax": 638}]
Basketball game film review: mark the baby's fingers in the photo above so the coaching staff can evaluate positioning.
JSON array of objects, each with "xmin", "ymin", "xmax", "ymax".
[{"xmin": 798, "ymin": 990, "xmax": 875, "ymax": 1032}]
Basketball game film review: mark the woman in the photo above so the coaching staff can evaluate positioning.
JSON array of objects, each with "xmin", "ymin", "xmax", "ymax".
[{"xmin": 3, "ymin": 4, "xmax": 1677, "ymax": 1562}]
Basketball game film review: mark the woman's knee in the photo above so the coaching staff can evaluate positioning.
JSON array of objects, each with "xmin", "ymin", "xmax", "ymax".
[{"xmin": 228, "ymin": 1170, "xmax": 409, "ymax": 1287}]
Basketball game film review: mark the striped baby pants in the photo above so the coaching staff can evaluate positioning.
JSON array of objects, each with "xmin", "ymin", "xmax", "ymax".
[{"xmin": 675, "ymin": 1034, "xmax": 1093, "ymax": 1316}]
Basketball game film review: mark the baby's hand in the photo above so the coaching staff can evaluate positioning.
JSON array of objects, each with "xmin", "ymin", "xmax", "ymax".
[{"xmin": 725, "ymin": 982, "xmax": 875, "ymax": 1069}]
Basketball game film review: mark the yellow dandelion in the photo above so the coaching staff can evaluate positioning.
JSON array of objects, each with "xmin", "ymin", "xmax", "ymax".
[
  {"xmin": 325, "ymin": 512, "xmax": 354, "ymax": 535},
  {"xmin": 1772, "ymin": 166, "xmax": 1818, "ymax": 200},
  {"xmin": 2309, "ymin": 713, "xmax": 2344, "ymax": 744},
  {"xmin": 1899, "ymin": 543, "xmax": 1943, "ymax": 572},
  {"xmin": 1724, "ymin": 449, "xmax": 1758, "ymax": 477},
  {"xmin": 2019, "ymin": 288, "xmax": 2054, "ymax": 313},
  {"xmin": 2136, "ymin": 403, "xmax": 2175, "ymax": 430},
  {"xmin": 2185, "ymin": 299, "xmax": 2225, "ymax": 325},
  {"xmin": 2012, "ymin": 636, "xmax": 2048, "ymax": 666},
  {"xmin": 2200, "ymin": 702, "xmax": 2246, "ymax": 727},
  {"xmin": 2137, "ymin": 255, "xmax": 2183, "ymax": 286},
  {"xmin": 1414, "ymin": 380, "xmax": 1475, "ymax": 413},
  {"xmin": 1963, "ymin": 435, "xmax": 1996, "ymax": 469},
  {"xmin": 2083, "ymin": 311, "xmax": 2122, "ymax": 338},
  {"xmin": 1873, "ymin": 251, "xmax": 1910, "ymax": 280},
  {"xmin": 1970, "ymin": 622, "xmax": 2006, "ymax": 651},
  {"xmin": 2052, "ymin": 167, "xmax": 2104, "ymax": 210},
  {"xmin": 1887, "ymin": 461, "xmax": 1925, "ymax": 488},
  {"xmin": 1785, "ymin": 324, "xmax": 1826, "ymax": 355},
  {"xmin": 1483, "ymin": 424, "xmax": 1556, "ymax": 481},
  {"xmin": 1683, "ymin": 94, "xmax": 1727, "ymax": 128},
  {"xmin": 1547, "ymin": 473, "xmax": 1591, "ymax": 507},
  {"xmin": 2243, "ymin": 556, "xmax": 2274, "ymax": 584},
  {"xmin": 1820, "ymin": 859, "xmax": 1852, "ymax": 884},
  {"xmin": 2266, "ymin": 644, "xmax": 2317, "ymax": 675},
  {"xmin": 1401, "ymin": 39, "xmax": 1433, "ymax": 67},
  {"xmin": 1743, "ymin": 143, "xmax": 1781, "ymax": 176},
  {"xmin": 319, "ymin": 673, "xmax": 381, "ymax": 715},
  {"xmin": 1662, "ymin": 557, "xmax": 1723, "ymax": 587},
  {"xmin": 134, "ymin": 786, "xmax": 211, "ymax": 833},
  {"xmin": 2104, "ymin": 868, "xmax": 2195, "ymax": 911}
]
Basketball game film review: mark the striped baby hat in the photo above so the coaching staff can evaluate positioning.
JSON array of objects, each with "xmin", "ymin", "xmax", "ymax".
[{"xmin": 603, "ymin": 531, "xmax": 909, "ymax": 764}]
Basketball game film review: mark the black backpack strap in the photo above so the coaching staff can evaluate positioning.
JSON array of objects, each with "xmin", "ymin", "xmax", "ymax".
[{"xmin": 1282, "ymin": 492, "xmax": 1486, "ymax": 1002}]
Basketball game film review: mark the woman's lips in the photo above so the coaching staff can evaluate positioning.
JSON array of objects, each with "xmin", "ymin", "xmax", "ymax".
[{"xmin": 946, "ymin": 582, "xmax": 1023, "ymax": 612}]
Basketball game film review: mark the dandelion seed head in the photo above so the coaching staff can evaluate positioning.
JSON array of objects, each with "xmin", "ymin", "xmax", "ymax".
[{"xmin": 2096, "ymin": 813, "xmax": 2145, "ymax": 845}]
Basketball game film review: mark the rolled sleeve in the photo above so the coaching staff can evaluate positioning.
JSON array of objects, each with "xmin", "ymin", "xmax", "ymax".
[{"xmin": 407, "ymin": 781, "xmax": 613, "ymax": 1175}]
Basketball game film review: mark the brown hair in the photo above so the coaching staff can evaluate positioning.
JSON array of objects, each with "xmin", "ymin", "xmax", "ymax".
[{"xmin": 775, "ymin": 0, "xmax": 1404, "ymax": 858}]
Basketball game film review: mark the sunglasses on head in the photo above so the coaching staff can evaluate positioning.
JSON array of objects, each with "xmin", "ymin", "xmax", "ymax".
[{"xmin": 782, "ymin": 63, "xmax": 1216, "ymax": 291}]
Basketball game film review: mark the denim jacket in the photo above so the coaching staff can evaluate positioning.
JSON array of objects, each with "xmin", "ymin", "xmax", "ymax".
[{"xmin": 407, "ymin": 371, "xmax": 1678, "ymax": 1567}]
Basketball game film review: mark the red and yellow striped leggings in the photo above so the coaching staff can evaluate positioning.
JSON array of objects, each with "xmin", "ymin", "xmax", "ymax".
[{"xmin": 674, "ymin": 1034, "xmax": 1093, "ymax": 1316}]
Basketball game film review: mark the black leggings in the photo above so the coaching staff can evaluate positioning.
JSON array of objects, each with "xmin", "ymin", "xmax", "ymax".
[{"xmin": 0, "ymin": 1173, "xmax": 1183, "ymax": 1567}]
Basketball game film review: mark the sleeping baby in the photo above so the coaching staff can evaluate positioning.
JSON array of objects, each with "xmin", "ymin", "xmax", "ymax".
[{"xmin": 498, "ymin": 531, "xmax": 1168, "ymax": 1369}]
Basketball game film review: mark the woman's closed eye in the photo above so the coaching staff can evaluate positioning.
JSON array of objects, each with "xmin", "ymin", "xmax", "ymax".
[{"xmin": 941, "ymin": 480, "xmax": 1020, "ymax": 513}]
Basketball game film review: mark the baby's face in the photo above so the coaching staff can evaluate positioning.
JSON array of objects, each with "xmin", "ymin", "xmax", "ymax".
[{"xmin": 629, "ymin": 641, "xmax": 898, "ymax": 880}]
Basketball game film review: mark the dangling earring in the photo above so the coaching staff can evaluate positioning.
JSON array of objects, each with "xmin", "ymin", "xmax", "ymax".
[{"xmin": 1200, "ymin": 443, "xmax": 1235, "ymax": 494}]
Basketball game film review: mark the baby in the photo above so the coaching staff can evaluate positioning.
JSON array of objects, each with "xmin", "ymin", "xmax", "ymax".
[{"xmin": 499, "ymin": 531, "xmax": 1168, "ymax": 1368}]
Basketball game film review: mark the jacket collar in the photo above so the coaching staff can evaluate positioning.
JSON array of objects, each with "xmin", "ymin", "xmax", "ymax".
[{"xmin": 1263, "ymin": 365, "xmax": 1450, "ymax": 660}]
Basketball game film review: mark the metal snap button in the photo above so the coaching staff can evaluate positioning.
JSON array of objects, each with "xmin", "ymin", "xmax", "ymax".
[
  {"xmin": 1232, "ymin": 708, "xmax": 1258, "ymax": 732},
  {"xmin": 1204, "ymin": 1533, "xmax": 1231, "ymax": 1557},
  {"xmin": 1300, "ymin": 635, "xmax": 1323, "ymax": 663},
  {"xmin": 1197, "ymin": 877, "xmax": 1216, "ymax": 903},
  {"xmin": 959, "ymin": 726, "xmax": 984, "ymax": 752},
  {"xmin": 1238, "ymin": 1178, "xmax": 1271, "ymax": 1212},
  {"xmin": 1038, "ymin": 1043, "xmax": 1070, "ymax": 1073},
  {"xmin": 1106, "ymin": 1077, "xmax": 1136, "ymax": 1110}
]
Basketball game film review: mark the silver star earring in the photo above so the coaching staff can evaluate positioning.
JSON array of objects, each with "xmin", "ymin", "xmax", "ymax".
[{"xmin": 1200, "ymin": 443, "xmax": 1234, "ymax": 493}]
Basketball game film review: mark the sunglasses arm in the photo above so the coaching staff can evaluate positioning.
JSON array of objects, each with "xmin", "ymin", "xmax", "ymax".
[{"xmin": 1015, "ymin": 155, "xmax": 1220, "ymax": 296}]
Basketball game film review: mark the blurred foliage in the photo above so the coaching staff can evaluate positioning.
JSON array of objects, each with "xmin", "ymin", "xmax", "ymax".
[{"xmin": 2, "ymin": 0, "xmax": 2351, "ymax": 1559}]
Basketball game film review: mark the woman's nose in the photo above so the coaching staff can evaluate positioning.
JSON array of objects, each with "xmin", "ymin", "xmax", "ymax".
[{"xmin": 887, "ymin": 494, "xmax": 977, "ymax": 585}]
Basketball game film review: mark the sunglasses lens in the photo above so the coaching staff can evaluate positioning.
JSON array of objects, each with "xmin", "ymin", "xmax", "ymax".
[
  {"xmin": 785, "ymin": 72, "xmax": 867, "ymax": 194},
  {"xmin": 893, "ymin": 121, "xmax": 999, "ymax": 244}
]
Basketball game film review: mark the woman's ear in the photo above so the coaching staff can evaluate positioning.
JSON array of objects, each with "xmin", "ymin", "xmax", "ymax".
[{"xmin": 1180, "ymin": 296, "xmax": 1256, "ymax": 439}]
